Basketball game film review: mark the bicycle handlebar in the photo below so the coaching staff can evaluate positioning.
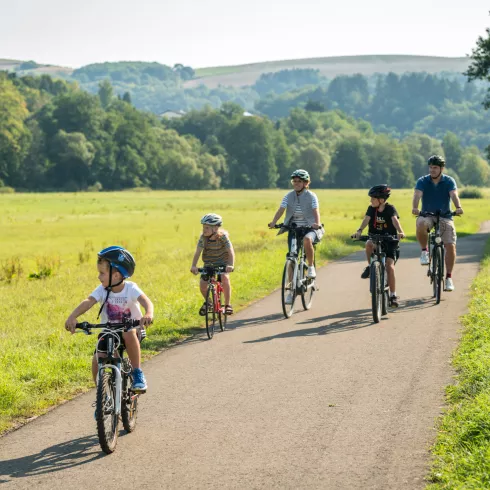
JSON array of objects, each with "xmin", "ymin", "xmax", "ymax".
[
  {"xmin": 353, "ymin": 234, "xmax": 400, "ymax": 242},
  {"xmin": 75, "ymin": 319, "xmax": 140, "ymax": 334},
  {"xmin": 197, "ymin": 266, "xmax": 231, "ymax": 274},
  {"xmin": 270, "ymin": 223, "xmax": 324, "ymax": 230},
  {"xmin": 418, "ymin": 211, "xmax": 459, "ymax": 218}
]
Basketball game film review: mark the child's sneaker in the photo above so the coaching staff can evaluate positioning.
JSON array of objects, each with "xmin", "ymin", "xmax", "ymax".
[{"xmin": 132, "ymin": 368, "xmax": 147, "ymax": 392}]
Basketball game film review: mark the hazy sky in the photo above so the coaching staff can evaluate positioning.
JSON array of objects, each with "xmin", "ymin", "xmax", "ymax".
[{"xmin": 2, "ymin": 0, "xmax": 489, "ymax": 68}]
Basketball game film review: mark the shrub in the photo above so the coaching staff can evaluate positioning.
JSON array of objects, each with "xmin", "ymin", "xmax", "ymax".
[
  {"xmin": 0, "ymin": 187, "xmax": 15, "ymax": 194},
  {"xmin": 0, "ymin": 257, "xmax": 24, "ymax": 282},
  {"xmin": 460, "ymin": 187, "xmax": 484, "ymax": 199},
  {"xmin": 29, "ymin": 255, "xmax": 61, "ymax": 280}
]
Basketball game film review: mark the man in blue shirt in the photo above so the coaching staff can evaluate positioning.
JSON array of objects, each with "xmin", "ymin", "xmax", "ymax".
[{"xmin": 412, "ymin": 155, "xmax": 464, "ymax": 291}]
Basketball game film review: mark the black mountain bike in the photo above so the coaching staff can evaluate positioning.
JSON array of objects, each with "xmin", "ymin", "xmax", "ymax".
[
  {"xmin": 355, "ymin": 234, "xmax": 399, "ymax": 323},
  {"xmin": 198, "ymin": 266, "xmax": 230, "ymax": 339},
  {"xmin": 272, "ymin": 223, "xmax": 321, "ymax": 319},
  {"xmin": 76, "ymin": 318, "xmax": 143, "ymax": 454},
  {"xmin": 419, "ymin": 210, "xmax": 457, "ymax": 304}
]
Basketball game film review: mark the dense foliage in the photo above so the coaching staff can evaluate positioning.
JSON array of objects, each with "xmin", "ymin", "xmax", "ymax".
[{"xmin": 1, "ymin": 70, "xmax": 489, "ymax": 191}]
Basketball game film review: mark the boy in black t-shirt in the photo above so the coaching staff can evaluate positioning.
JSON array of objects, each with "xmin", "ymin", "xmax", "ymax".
[{"xmin": 352, "ymin": 185, "xmax": 405, "ymax": 307}]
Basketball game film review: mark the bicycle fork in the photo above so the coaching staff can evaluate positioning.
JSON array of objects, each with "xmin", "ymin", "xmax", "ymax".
[{"xmin": 98, "ymin": 361, "xmax": 122, "ymax": 416}]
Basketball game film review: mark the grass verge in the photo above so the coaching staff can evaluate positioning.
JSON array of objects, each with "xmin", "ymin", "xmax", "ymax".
[{"xmin": 428, "ymin": 237, "xmax": 490, "ymax": 489}]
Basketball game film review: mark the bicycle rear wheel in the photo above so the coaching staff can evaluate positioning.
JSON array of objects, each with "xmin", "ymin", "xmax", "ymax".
[
  {"xmin": 434, "ymin": 247, "xmax": 443, "ymax": 304},
  {"xmin": 281, "ymin": 259, "xmax": 296, "ymax": 318},
  {"xmin": 370, "ymin": 261, "xmax": 382, "ymax": 323},
  {"xmin": 205, "ymin": 286, "xmax": 216, "ymax": 339},
  {"xmin": 121, "ymin": 359, "xmax": 138, "ymax": 433},
  {"xmin": 218, "ymin": 289, "xmax": 226, "ymax": 332},
  {"xmin": 301, "ymin": 261, "xmax": 315, "ymax": 310},
  {"xmin": 96, "ymin": 369, "xmax": 119, "ymax": 454}
]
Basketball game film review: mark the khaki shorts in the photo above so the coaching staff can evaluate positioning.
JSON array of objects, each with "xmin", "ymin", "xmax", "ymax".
[{"xmin": 417, "ymin": 216, "xmax": 457, "ymax": 245}]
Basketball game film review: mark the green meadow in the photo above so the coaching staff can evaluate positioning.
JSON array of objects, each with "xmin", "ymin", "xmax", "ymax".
[{"xmin": 1, "ymin": 189, "xmax": 489, "ymax": 434}]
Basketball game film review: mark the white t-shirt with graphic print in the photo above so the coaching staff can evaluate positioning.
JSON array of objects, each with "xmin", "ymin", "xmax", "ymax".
[{"xmin": 90, "ymin": 281, "xmax": 143, "ymax": 323}]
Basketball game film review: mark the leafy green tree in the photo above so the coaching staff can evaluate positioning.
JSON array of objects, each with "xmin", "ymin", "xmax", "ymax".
[
  {"xmin": 442, "ymin": 131, "xmax": 464, "ymax": 173},
  {"xmin": 98, "ymin": 80, "xmax": 114, "ymax": 109},
  {"xmin": 330, "ymin": 136, "xmax": 370, "ymax": 188},
  {"xmin": 224, "ymin": 117, "xmax": 278, "ymax": 188},
  {"xmin": 465, "ymin": 17, "xmax": 490, "ymax": 108},
  {"xmin": 0, "ymin": 75, "xmax": 31, "ymax": 185},
  {"xmin": 459, "ymin": 148, "xmax": 490, "ymax": 186},
  {"xmin": 48, "ymin": 130, "xmax": 95, "ymax": 189}
]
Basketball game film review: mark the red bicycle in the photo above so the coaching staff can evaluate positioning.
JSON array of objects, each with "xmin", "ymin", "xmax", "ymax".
[{"xmin": 198, "ymin": 266, "xmax": 230, "ymax": 339}]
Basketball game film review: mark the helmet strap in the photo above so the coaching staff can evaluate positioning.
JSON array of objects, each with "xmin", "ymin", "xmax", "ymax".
[{"xmin": 97, "ymin": 264, "xmax": 124, "ymax": 319}]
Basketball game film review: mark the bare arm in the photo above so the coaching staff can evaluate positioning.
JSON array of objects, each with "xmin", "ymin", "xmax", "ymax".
[
  {"xmin": 354, "ymin": 215, "xmax": 371, "ymax": 237},
  {"xmin": 450, "ymin": 190, "xmax": 463, "ymax": 214},
  {"xmin": 312, "ymin": 208, "xmax": 321, "ymax": 229},
  {"xmin": 65, "ymin": 297, "xmax": 97, "ymax": 332},
  {"xmin": 138, "ymin": 293, "xmax": 154, "ymax": 327},
  {"xmin": 412, "ymin": 189, "xmax": 423, "ymax": 215},
  {"xmin": 268, "ymin": 207, "xmax": 286, "ymax": 228},
  {"xmin": 391, "ymin": 216, "xmax": 405, "ymax": 237},
  {"xmin": 190, "ymin": 246, "xmax": 203, "ymax": 274},
  {"xmin": 226, "ymin": 244, "xmax": 235, "ymax": 273}
]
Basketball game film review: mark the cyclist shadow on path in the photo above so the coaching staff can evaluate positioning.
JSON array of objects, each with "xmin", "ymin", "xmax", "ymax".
[
  {"xmin": 226, "ymin": 313, "xmax": 285, "ymax": 330},
  {"xmin": 0, "ymin": 435, "xmax": 105, "ymax": 483},
  {"xmin": 243, "ymin": 308, "xmax": 377, "ymax": 343},
  {"xmin": 243, "ymin": 296, "xmax": 438, "ymax": 344}
]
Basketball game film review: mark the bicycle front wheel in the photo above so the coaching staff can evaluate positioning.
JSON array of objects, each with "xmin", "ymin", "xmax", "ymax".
[
  {"xmin": 370, "ymin": 261, "xmax": 382, "ymax": 323},
  {"xmin": 434, "ymin": 247, "xmax": 443, "ymax": 304},
  {"xmin": 96, "ymin": 369, "xmax": 119, "ymax": 454},
  {"xmin": 205, "ymin": 286, "xmax": 216, "ymax": 339},
  {"xmin": 281, "ymin": 259, "xmax": 296, "ymax": 319},
  {"xmin": 218, "ymin": 289, "xmax": 226, "ymax": 332},
  {"xmin": 301, "ymin": 261, "xmax": 315, "ymax": 311},
  {"xmin": 121, "ymin": 359, "xmax": 138, "ymax": 433},
  {"xmin": 381, "ymin": 268, "xmax": 389, "ymax": 316}
]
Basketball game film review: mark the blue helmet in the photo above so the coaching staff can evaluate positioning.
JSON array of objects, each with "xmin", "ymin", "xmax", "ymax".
[{"xmin": 98, "ymin": 246, "xmax": 135, "ymax": 278}]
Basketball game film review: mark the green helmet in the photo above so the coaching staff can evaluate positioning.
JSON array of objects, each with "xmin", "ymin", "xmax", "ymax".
[{"xmin": 290, "ymin": 169, "xmax": 310, "ymax": 181}]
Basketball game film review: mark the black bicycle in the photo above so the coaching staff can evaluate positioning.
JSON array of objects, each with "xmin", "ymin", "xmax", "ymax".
[
  {"xmin": 76, "ymin": 318, "xmax": 143, "ymax": 454},
  {"xmin": 419, "ymin": 210, "xmax": 457, "ymax": 304},
  {"xmin": 272, "ymin": 223, "xmax": 321, "ymax": 319},
  {"xmin": 198, "ymin": 266, "xmax": 230, "ymax": 339},
  {"xmin": 355, "ymin": 234, "xmax": 399, "ymax": 323}
]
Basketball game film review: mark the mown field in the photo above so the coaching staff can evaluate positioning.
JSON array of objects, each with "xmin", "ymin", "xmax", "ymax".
[{"xmin": 1, "ymin": 188, "xmax": 489, "ymax": 434}]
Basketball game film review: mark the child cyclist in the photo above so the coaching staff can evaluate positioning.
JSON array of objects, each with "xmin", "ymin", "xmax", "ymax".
[
  {"xmin": 352, "ymin": 185, "xmax": 405, "ymax": 307},
  {"xmin": 65, "ymin": 246, "xmax": 154, "ymax": 391},
  {"xmin": 190, "ymin": 213, "xmax": 235, "ymax": 315}
]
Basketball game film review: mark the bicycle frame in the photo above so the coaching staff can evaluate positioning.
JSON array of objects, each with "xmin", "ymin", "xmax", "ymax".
[
  {"xmin": 198, "ymin": 266, "xmax": 227, "ymax": 314},
  {"xmin": 76, "ymin": 320, "xmax": 140, "ymax": 416},
  {"xmin": 287, "ymin": 225, "xmax": 316, "ymax": 295}
]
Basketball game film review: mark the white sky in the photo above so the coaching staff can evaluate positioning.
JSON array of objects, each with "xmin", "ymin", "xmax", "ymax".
[{"xmin": 1, "ymin": 0, "xmax": 489, "ymax": 69}]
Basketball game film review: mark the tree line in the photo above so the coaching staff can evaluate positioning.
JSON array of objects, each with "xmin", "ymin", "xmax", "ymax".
[{"xmin": 1, "ymin": 70, "xmax": 489, "ymax": 192}]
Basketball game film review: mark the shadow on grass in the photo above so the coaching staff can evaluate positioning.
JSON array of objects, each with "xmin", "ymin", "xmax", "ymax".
[{"xmin": 0, "ymin": 435, "xmax": 104, "ymax": 482}]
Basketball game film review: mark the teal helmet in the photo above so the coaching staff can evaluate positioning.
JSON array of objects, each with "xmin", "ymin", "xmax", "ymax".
[{"xmin": 290, "ymin": 169, "xmax": 310, "ymax": 181}]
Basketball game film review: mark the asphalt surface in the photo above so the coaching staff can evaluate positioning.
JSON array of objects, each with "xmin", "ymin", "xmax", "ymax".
[{"xmin": 1, "ymin": 224, "xmax": 488, "ymax": 489}]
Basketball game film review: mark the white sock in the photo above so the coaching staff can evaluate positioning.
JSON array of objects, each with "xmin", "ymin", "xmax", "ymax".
[{"xmin": 391, "ymin": 291, "xmax": 397, "ymax": 297}]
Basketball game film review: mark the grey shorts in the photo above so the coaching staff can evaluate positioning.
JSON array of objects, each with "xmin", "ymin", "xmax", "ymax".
[{"xmin": 417, "ymin": 216, "xmax": 457, "ymax": 245}]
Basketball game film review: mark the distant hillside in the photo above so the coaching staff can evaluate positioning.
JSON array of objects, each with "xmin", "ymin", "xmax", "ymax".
[
  {"xmin": 0, "ymin": 59, "xmax": 72, "ymax": 76},
  {"xmin": 188, "ymin": 55, "xmax": 471, "ymax": 88}
]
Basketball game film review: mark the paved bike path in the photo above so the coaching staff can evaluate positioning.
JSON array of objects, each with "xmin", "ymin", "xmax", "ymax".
[{"xmin": 1, "ymin": 225, "xmax": 489, "ymax": 489}]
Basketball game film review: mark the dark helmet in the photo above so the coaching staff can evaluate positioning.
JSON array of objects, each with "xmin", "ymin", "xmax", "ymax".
[
  {"xmin": 368, "ymin": 184, "xmax": 391, "ymax": 200},
  {"xmin": 290, "ymin": 169, "xmax": 310, "ymax": 181},
  {"xmin": 427, "ymin": 155, "xmax": 445, "ymax": 167},
  {"xmin": 98, "ymin": 246, "xmax": 135, "ymax": 278}
]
